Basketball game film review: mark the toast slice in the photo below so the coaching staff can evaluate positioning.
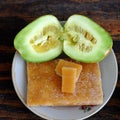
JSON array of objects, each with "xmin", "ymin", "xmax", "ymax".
[{"xmin": 27, "ymin": 59, "xmax": 103, "ymax": 106}]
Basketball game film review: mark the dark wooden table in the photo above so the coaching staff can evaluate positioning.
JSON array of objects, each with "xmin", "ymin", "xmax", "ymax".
[{"xmin": 0, "ymin": 0, "xmax": 120, "ymax": 120}]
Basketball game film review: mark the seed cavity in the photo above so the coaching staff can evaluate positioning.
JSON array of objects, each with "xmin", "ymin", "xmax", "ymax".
[
  {"xmin": 78, "ymin": 43, "xmax": 92, "ymax": 52},
  {"xmin": 72, "ymin": 34, "xmax": 79, "ymax": 43},
  {"xmin": 30, "ymin": 25, "xmax": 60, "ymax": 52},
  {"xmin": 78, "ymin": 27, "xmax": 97, "ymax": 45},
  {"xmin": 66, "ymin": 25, "xmax": 97, "ymax": 52}
]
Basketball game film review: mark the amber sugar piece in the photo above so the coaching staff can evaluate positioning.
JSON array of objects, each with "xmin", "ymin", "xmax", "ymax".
[
  {"xmin": 27, "ymin": 59, "xmax": 103, "ymax": 106},
  {"xmin": 55, "ymin": 59, "xmax": 82, "ymax": 82},
  {"xmin": 62, "ymin": 67, "xmax": 77, "ymax": 93}
]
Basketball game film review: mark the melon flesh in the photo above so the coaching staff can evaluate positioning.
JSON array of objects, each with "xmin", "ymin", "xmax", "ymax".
[{"xmin": 62, "ymin": 67, "xmax": 77, "ymax": 93}]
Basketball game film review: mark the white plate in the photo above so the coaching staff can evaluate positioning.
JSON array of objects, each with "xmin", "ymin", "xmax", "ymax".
[{"xmin": 12, "ymin": 50, "xmax": 118, "ymax": 120}]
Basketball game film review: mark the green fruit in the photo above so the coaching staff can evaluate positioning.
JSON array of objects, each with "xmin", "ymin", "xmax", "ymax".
[
  {"xmin": 63, "ymin": 14, "xmax": 113, "ymax": 63},
  {"xmin": 14, "ymin": 15, "xmax": 63, "ymax": 62}
]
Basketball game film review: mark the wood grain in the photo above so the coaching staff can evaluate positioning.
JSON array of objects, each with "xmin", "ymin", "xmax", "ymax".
[{"xmin": 0, "ymin": 0, "xmax": 119, "ymax": 120}]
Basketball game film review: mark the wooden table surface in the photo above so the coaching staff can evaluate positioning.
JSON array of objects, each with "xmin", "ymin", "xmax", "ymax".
[{"xmin": 0, "ymin": 0, "xmax": 120, "ymax": 120}]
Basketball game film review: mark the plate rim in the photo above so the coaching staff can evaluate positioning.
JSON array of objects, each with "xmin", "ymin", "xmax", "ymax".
[{"xmin": 11, "ymin": 49, "xmax": 118, "ymax": 120}]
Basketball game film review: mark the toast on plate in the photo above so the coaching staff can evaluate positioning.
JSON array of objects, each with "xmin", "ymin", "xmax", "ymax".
[{"xmin": 27, "ymin": 59, "xmax": 103, "ymax": 106}]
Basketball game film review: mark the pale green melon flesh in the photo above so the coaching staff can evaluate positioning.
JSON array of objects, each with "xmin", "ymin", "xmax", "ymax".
[
  {"xmin": 63, "ymin": 14, "xmax": 113, "ymax": 63},
  {"xmin": 14, "ymin": 15, "xmax": 63, "ymax": 62}
]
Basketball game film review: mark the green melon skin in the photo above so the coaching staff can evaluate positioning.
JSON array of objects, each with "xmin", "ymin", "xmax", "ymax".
[
  {"xmin": 14, "ymin": 15, "xmax": 63, "ymax": 63},
  {"xmin": 63, "ymin": 14, "xmax": 113, "ymax": 63}
]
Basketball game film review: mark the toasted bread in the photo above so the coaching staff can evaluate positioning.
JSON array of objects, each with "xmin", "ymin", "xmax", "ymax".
[{"xmin": 27, "ymin": 59, "xmax": 103, "ymax": 106}]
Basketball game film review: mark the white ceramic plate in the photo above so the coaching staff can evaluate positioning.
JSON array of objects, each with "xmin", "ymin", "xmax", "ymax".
[{"xmin": 12, "ymin": 50, "xmax": 118, "ymax": 120}]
